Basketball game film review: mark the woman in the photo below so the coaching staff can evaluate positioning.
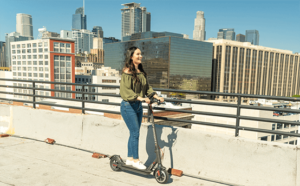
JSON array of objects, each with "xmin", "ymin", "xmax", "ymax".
[{"xmin": 120, "ymin": 46, "xmax": 164, "ymax": 169}]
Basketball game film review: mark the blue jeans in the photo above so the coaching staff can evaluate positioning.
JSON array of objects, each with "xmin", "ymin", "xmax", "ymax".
[{"xmin": 120, "ymin": 100, "xmax": 143, "ymax": 159}]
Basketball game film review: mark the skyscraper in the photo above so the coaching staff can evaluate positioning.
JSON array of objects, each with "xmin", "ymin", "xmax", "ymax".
[
  {"xmin": 193, "ymin": 11, "xmax": 205, "ymax": 41},
  {"xmin": 217, "ymin": 28, "xmax": 235, "ymax": 40},
  {"xmin": 245, "ymin": 30, "xmax": 259, "ymax": 45},
  {"xmin": 61, "ymin": 30, "xmax": 93, "ymax": 54},
  {"xmin": 0, "ymin": 42, "xmax": 5, "ymax": 67},
  {"xmin": 72, "ymin": 1, "xmax": 87, "ymax": 30},
  {"xmin": 236, "ymin": 34, "xmax": 245, "ymax": 42},
  {"xmin": 121, "ymin": 3, "xmax": 151, "ymax": 40},
  {"xmin": 16, "ymin": 13, "xmax": 33, "ymax": 39},
  {"xmin": 92, "ymin": 26, "xmax": 103, "ymax": 38}
]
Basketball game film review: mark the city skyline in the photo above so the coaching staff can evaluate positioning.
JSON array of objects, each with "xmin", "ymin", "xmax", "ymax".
[{"xmin": 0, "ymin": 0, "xmax": 299, "ymax": 53}]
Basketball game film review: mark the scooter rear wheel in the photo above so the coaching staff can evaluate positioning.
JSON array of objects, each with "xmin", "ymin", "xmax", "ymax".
[
  {"xmin": 154, "ymin": 169, "xmax": 169, "ymax": 184},
  {"xmin": 110, "ymin": 156, "xmax": 121, "ymax": 171}
]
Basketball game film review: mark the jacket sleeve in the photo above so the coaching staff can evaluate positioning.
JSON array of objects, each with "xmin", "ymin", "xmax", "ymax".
[
  {"xmin": 146, "ymin": 80, "xmax": 156, "ymax": 97},
  {"xmin": 120, "ymin": 74, "xmax": 138, "ymax": 101}
]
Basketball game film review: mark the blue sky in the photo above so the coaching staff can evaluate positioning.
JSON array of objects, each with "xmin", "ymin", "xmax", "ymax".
[{"xmin": 0, "ymin": 0, "xmax": 299, "ymax": 53}]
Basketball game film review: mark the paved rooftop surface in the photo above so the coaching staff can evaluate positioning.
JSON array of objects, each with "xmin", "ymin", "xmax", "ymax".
[{"xmin": 0, "ymin": 137, "xmax": 230, "ymax": 186}]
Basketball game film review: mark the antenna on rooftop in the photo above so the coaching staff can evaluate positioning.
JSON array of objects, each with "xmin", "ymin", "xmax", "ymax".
[{"xmin": 83, "ymin": 0, "xmax": 85, "ymax": 15}]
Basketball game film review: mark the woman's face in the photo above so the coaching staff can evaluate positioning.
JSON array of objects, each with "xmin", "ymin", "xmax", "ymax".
[{"xmin": 131, "ymin": 48, "xmax": 142, "ymax": 65}]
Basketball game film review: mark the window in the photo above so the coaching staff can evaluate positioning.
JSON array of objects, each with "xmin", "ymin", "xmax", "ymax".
[
  {"xmin": 28, "ymin": 61, "xmax": 32, "ymax": 65},
  {"xmin": 33, "ymin": 73, "xmax": 38, "ymax": 77},
  {"xmin": 44, "ymin": 42, "xmax": 48, "ymax": 47},
  {"xmin": 60, "ymin": 56, "xmax": 65, "ymax": 60},
  {"xmin": 12, "ymin": 50, "xmax": 16, "ymax": 54},
  {"xmin": 60, "ymin": 62, "xmax": 65, "ymax": 67},
  {"xmin": 28, "ymin": 67, "xmax": 32, "ymax": 71},
  {"xmin": 39, "ymin": 55, "xmax": 43, "ymax": 59},
  {"xmin": 38, "ymin": 42, "xmax": 42, "ymax": 47},
  {"xmin": 23, "ymin": 67, "xmax": 26, "ymax": 71},
  {"xmin": 27, "ymin": 44, "xmax": 31, "ymax": 48},
  {"xmin": 45, "ymin": 61, "xmax": 48, "ymax": 65},
  {"xmin": 44, "ymin": 48, "xmax": 48, "ymax": 52},
  {"xmin": 39, "ymin": 67, "xmax": 43, "ymax": 71},
  {"xmin": 28, "ymin": 73, "xmax": 32, "ymax": 77},
  {"xmin": 289, "ymin": 141, "xmax": 294, "ymax": 145},
  {"xmin": 13, "ymin": 61, "xmax": 16, "ymax": 65},
  {"xmin": 54, "ymin": 42, "xmax": 59, "ymax": 47},
  {"xmin": 12, "ymin": 56, "xmax": 16, "ymax": 60},
  {"xmin": 54, "ymin": 74, "xmax": 59, "ymax": 79},
  {"xmin": 23, "ymin": 72, "xmax": 26, "ymax": 76},
  {"xmin": 17, "ymin": 44, "xmax": 20, "ymax": 48},
  {"xmin": 22, "ymin": 49, "xmax": 26, "ymax": 53},
  {"xmin": 277, "ymin": 123, "xmax": 282, "ymax": 129},
  {"xmin": 27, "ymin": 55, "xmax": 31, "ymax": 59},
  {"xmin": 276, "ymin": 134, "xmax": 282, "ymax": 140},
  {"xmin": 33, "ymin": 55, "xmax": 37, "ymax": 59},
  {"xmin": 66, "ymin": 62, "xmax": 71, "ymax": 67},
  {"xmin": 45, "ymin": 74, "xmax": 49, "ymax": 78},
  {"xmin": 44, "ymin": 55, "xmax": 48, "ymax": 59},
  {"xmin": 60, "ymin": 48, "xmax": 65, "ymax": 53},
  {"xmin": 102, "ymin": 99, "xmax": 109, "ymax": 102},
  {"xmin": 17, "ymin": 61, "xmax": 21, "ymax": 65},
  {"xmin": 22, "ymin": 44, "xmax": 26, "ymax": 48},
  {"xmin": 33, "ymin": 67, "xmax": 37, "ymax": 71},
  {"xmin": 39, "ymin": 48, "xmax": 43, "ymax": 53},
  {"xmin": 13, "ymin": 67, "xmax": 16, "ymax": 71},
  {"xmin": 33, "ymin": 61, "xmax": 37, "ymax": 65},
  {"xmin": 45, "ymin": 67, "xmax": 49, "ymax": 71},
  {"xmin": 39, "ymin": 73, "xmax": 43, "ymax": 78},
  {"xmin": 12, "ymin": 45, "xmax": 15, "ymax": 49},
  {"xmin": 22, "ymin": 61, "xmax": 26, "ymax": 65},
  {"xmin": 39, "ymin": 61, "xmax": 43, "ymax": 65},
  {"xmin": 22, "ymin": 55, "xmax": 26, "ymax": 59},
  {"xmin": 27, "ymin": 49, "xmax": 31, "ymax": 53},
  {"xmin": 54, "ymin": 48, "xmax": 59, "ymax": 52},
  {"xmin": 284, "ymin": 124, "xmax": 289, "ymax": 129},
  {"xmin": 17, "ymin": 55, "xmax": 21, "ymax": 59},
  {"xmin": 66, "ymin": 43, "xmax": 70, "ymax": 48},
  {"xmin": 60, "ymin": 43, "xmax": 65, "ymax": 47},
  {"xmin": 283, "ymin": 135, "xmax": 288, "ymax": 139},
  {"xmin": 33, "ymin": 49, "xmax": 37, "ymax": 53},
  {"xmin": 33, "ymin": 43, "xmax": 37, "ymax": 47},
  {"xmin": 271, "ymin": 135, "xmax": 275, "ymax": 141},
  {"xmin": 60, "ymin": 74, "xmax": 65, "ymax": 79}
]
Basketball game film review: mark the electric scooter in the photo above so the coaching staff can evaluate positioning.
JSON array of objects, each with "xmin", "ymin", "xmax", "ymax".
[{"xmin": 109, "ymin": 93, "xmax": 169, "ymax": 184}]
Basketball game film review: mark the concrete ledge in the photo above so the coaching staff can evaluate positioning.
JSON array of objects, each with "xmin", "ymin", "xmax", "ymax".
[{"xmin": 0, "ymin": 104, "xmax": 299, "ymax": 186}]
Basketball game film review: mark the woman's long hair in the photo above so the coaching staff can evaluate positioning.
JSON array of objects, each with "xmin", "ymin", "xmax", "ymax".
[{"xmin": 123, "ymin": 46, "xmax": 147, "ymax": 84}]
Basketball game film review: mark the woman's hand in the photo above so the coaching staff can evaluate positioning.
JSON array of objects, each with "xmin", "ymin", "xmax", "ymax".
[
  {"xmin": 144, "ymin": 98, "xmax": 151, "ymax": 104},
  {"xmin": 153, "ymin": 94, "xmax": 164, "ymax": 103}
]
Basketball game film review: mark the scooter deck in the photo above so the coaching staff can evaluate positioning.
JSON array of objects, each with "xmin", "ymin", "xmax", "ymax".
[{"xmin": 119, "ymin": 164, "xmax": 152, "ymax": 175}]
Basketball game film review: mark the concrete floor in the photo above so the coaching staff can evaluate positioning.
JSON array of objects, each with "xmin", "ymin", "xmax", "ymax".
[{"xmin": 0, "ymin": 137, "xmax": 231, "ymax": 186}]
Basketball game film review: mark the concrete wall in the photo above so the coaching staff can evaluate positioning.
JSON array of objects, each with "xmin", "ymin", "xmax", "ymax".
[{"xmin": 1, "ymin": 103, "xmax": 300, "ymax": 186}]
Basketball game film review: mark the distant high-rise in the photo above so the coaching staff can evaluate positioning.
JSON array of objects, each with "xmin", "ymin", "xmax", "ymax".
[
  {"xmin": 193, "ymin": 11, "xmax": 205, "ymax": 41},
  {"xmin": 5, "ymin": 32, "xmax": 32, "ymax": 67},
  {"xmin": 61, "ymin": 30, "xmax": 93, "ymax": 54},
  {"xmin": 72, "ymin": 1, "xmax": 87, "ymax": 30},
  {"xmin": 0, "ymin": 42, "xmax": 5, "ymax": 67},
  {"xmin": 92, "ymin": 26, "xmax": 103, "ymax": 38},
  {"xmin": 121, "ymin": 3, "xmax": 151, "ymax": 40},
  {"xmin": 245, "ymin": 30, "xmax": 259, "ymax": 45},
  {"xmin": 16, "ymin": 13, "xmax": 33, "ymax": 39},
  {"xmin": 236, "ymin": 34, "xmax": 245, "ymax": 42},
  {"xmin": 217, "ymin": 28, "xmax": 235, "ymax": 40}
]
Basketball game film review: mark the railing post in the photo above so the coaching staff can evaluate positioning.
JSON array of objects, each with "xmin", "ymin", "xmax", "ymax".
[
  {"xmin": 32, "ymin": 82, "xmax": 36, "ymax": 109},
  {"xmin": 147, "ymin": 104, "xmax": 151, "ymax": 122},
  {"xmin": 82, "ymin": 85, "xmax": 85, "ymax": 114},
  {"xmin": 235, "ymin": 95, "xmax": 241, "ymax": 137}
]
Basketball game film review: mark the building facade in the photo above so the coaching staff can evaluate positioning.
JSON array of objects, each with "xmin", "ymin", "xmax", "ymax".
[
  {"xmin": 246, "ymin": 30, "xmax": 259, "ymax": 45},
  {"xmin": 217, "ymin": 28, "xmax": 235, "ymax": 41},
  {"xmin": 0, "ymin": 42, "xmax": 5, "ymax": 67},
  {"xmin": 92, "ymin": 26, "xmax": 103, "ymax": 38},
  {"xmin": 10, "ymin": 38, "xmax": 75, "ymax": 100},
  {"xmin": 5, "ymin": 32, "xmax": 32, "ymax": 68},
  {"xmin": 193, "ymin": 11, "xmax": 205, "ymax": 41},
  {"xmin": 16, "ymin": 13, "xmax": 33, "ymax": 39},
  {"xmin": 103, "ymin": 37, "xmax": 121, "ymax": 44},
  {"xmin": 121, "ymin": 3, "xmax": 151, "ymax": 40},
  {"xmin": 236, "ymin": 34, "xmax": 245, "ymax": 42},
  {"xmin": 61, "ymin": 30, "xmax": 93, "ymax": 54},
  {"xmin": 208, "ymin": 39, "xmax": 300, "ymax": 102},
  {"xmin": 42, "ymin": 31, "xmax": 60, "ymax": 38},
  {"xmin": 72, "ymin": 7, "xmax": 87, "ymax": 30},
  {"xmin": 104, "ymin": 35, "xmax": 213, "ymax": 94}
]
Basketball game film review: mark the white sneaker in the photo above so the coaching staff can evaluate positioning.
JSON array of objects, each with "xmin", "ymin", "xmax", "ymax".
[
  {"xmin": 132, "ymin": 161, "xmax": 146, "ymax": 170},
  {"xmin": 126, "ymin": 159, "xmax": 134, "ymax": 166}
]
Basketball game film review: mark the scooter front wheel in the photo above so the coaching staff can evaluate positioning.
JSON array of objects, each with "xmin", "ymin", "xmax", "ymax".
[
  {"xmin": 154, "ymin": 169, "xmax": 169, "ymax": 184},
  {"xmin": 110, "ymin": 156, "xmax": 121, "ymax": 171}
]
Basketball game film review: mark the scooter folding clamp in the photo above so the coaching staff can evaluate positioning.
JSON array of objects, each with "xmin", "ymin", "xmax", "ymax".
[
  {"xmin": 92, "ymin": 153, "xmax": 107, "ymax": 159},
  {"xmin": 44, "ymin": 138, "xmax": 55, "ymax": 144}
]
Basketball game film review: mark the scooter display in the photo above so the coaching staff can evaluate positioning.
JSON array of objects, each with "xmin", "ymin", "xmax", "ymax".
[{"xmin": 109, "ymin": 93, "xmax": 169, "ymax": 184}]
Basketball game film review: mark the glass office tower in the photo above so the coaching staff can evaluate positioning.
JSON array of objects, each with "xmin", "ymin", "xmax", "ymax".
[
  {"xmin": 217, "ymin": 28, "xmax": 235, "ymax": 40},
  {"xmin": 72, "ymin": 7, "xmax": 87, "ymax": 30},
  {"xmin": 245, "ymin": 30, "xmax": 259, "ymax": 45},
  {"xmin": 104, "ymin": 35, "xmax": 213, "ymax": 92}
]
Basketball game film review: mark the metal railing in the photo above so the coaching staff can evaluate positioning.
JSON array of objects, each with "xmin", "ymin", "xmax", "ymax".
[{"xmin": 1, "ymin": 78, "xmax": 300, "ymax": 141}]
